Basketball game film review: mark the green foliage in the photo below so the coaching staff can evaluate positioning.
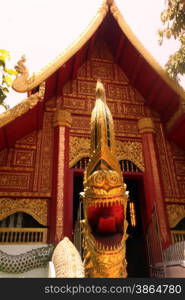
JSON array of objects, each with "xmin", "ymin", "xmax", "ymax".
[
  {"xmin": 158, "ymin": 0, "xmax": 185, "ymax": 81},
  {"xmin": 0, "ymin": 49, "xmax": 17, "ymax": 110}
]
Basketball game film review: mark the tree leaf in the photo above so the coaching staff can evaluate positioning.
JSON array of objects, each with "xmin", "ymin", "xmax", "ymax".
[
  {"xmin": 0, "ymin": 89, "xmax": 7, "ymax": 102},
  {"xmin": 158, "ymin": 0, "xmax": 185, "ymax": 79},
  {"xmin": 1, "ymin": 86, "xmax": 9, "ymax": 93},
  {"xmin": 0, "ymin": 49, "xmax": 10, "ymax": 59},
  {"xmin": 3, "ymin": 75, "xmax": 13, "ymax": 86},
  {"xmin": 4, "ymin": 68, "xmax": 18, "ymax": 75},
  {"xmin": 0, "ymin": 56, "xmax": 6, "ymax": 68}
]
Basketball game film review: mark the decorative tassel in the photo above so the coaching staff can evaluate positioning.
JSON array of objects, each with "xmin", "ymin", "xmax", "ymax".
[{"xmin": 129, "ymin": 201, "xmax": 136, "ymax": 227}]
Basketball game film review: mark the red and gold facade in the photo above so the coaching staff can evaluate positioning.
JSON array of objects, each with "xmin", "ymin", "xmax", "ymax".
[
  {"xmin": 0, "ymin": 1, "xmax": 185, "ymax": 275},
  {"xmin": 0, "ymin": 40, "xmax": 185, "ymax": 243}
]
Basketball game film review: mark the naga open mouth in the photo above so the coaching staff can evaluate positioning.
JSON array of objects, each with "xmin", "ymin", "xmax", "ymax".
[{"xmin": 87, "ymin": 201, "xmax": 124, "ymax": 250}]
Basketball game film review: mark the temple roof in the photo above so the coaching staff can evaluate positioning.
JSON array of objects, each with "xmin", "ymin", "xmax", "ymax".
[
  {"xmin": 12, "ymin": 0, "xmax": 185, "ymax": 99},
  {"xmin": 1, "ymin": 0, "xmax": 185, "ymax": 150}
]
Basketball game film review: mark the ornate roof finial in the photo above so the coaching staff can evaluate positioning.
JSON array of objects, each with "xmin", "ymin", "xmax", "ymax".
[
  {"xmin": 14, "ymin": 55, "xmax": 27, "ymax": 75},
  {"xmin": 91, "ymin": 80, "xmax": 116, "ymax": 155},
  {"xmin": 106, "ymin": 0, "xmax": 114, "ymax": 6}
]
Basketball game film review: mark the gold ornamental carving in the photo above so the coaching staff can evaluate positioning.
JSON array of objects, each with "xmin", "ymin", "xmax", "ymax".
[
  {"xmin": 69, "ymin": 136, "xmax": 144, "ymax": 171},
  {"xmin": 55, "ymin": 126, "xmax": 65, "ymax": 241},
  {"xmin": 116, "ymin": 140, "xmax": 144, "ymax": 171},
  {"xmin": 0, "ymin": 166, "xmax": 34, "ymax": 172},
  {"xmin": 0, "ymin": 198, "xmax": 48, "ymax": 226},
  {"xmin": 69, "ymin": 136, "xmax": 90, "ymax": 168},
  {"xmin": 0, "ymin": 192, "xmax": 51, "ymax": 197},
  {"xmin": 0, "ymin": 81, "xmax": 45, "ymax": 129},
  {"xmin": 53, "ymin": 109, "xmax": 72, "ymax": 128},
  {"xmin": 13, "ymin": 55, "xmax": 35, "ymax": 92},
  {"xmin": 138, "ymin": 117, "xmax": 156, "ymax": 134},
  {"xmin": 167, "ymin": 204, "xmax": 185, "ymax": 228}
]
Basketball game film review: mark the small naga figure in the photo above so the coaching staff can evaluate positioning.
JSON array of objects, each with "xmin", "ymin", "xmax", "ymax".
[
  {"xmin": 81, "ymin": 80, "xmax": 128, "ymax": 278},
  {"xmin": 14, "ymin": 55, "xmax": 28, "ymax": 75}
]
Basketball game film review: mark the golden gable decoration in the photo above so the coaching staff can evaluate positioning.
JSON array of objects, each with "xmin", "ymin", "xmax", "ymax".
[
  {"xmin": 167, "ymin": 204, "xmax": 185, "ymax": 228},
  {"xmin": 0, "ymin": 82, "xmax": 45, "ymax": 129},
  {"xmin": 0, "ymin": 198, "xmax": 48, "ymax": 226},
  {"xmin": 69, "ymin": 136, "xmax": 90, "ymax": 168},
  {"xmin": 115, "ymin": 140, "xmax": 144, "ymax": 171},
  {"xmin": 69, "ymin": 136, "xmax": 144, "ymax": 171}
]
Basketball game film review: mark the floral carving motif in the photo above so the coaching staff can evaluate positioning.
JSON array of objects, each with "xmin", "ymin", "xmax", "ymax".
[
  {"xmin": 69, "ymin": 136, "xmax": 144, "ymax": 171},
  {"xmin": 115, "ymin": 140, "xmax": 144, "ymax": 171},
  {"xmin": 0, "ymin": 198, "xmax": 48, "ymax": 226},
  {"xmin": 167, "ymin": 204, "xmax": 185, "ymax": 228},
  {"xmin": 69, "ymin": 137, "xmax": 90, "ymax": 168}
]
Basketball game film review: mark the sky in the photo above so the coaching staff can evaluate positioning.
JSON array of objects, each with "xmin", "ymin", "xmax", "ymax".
[{"xmin": 0, "ymin": 0, "xmax": 182, "ymax": 112}]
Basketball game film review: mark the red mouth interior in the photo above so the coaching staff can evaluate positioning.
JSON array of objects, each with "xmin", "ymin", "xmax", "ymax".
[{"xmin": 87, "ymin": 203, "xmax": 124, "ymax": 247}]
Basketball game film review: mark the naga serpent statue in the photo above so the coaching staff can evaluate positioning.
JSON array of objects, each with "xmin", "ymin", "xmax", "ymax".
[
  {"xmin": 0, "ymin": 244, "xmax": 54, "ymax": 274},
  {"xmin": 81, "ymin": 80, "xmax": 128, "ymax": 278}
]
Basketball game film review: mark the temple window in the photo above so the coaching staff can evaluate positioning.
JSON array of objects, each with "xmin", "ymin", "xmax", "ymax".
[
  {"xmin": 119, "ymin": 160, "xmax": 142, "ymax": 173},
  {"xmin": 0, "ymin": 213, "xmax": 47, "ymax": 244}
]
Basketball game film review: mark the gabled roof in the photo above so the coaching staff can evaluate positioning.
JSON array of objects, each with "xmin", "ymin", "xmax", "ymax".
[
  {"xmin": 0, "ymin": 83, "xmax": 45, "ymax": 149},
  {"xmin": 1, "ymin": 0, "xmax": 185, "ymax": 150},
  {"xmin": 12, "ymin": 0, "xmax": 185, "ymax": 100}
]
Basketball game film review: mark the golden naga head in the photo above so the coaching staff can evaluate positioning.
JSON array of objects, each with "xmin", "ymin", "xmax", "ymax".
[{"xmin": 82, "ymin": 80, "xmax": 128, "ymax": 264}]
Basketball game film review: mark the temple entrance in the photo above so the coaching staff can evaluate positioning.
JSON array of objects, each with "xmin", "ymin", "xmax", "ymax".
[
  {"xmin": 73, "ymin": 171, "xmax": 84, "ymax": 229},
  {"xmin": 125, "ymin": 177, "xmax": 149, "ymax": 277},
  {"xmin": 71, "ymin": 160, "xmax": 150, "ymax": 277}
]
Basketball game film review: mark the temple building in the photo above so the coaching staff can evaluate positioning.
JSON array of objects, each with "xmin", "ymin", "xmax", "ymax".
[{"xmin": 0, "ymin": 0, "xmax": 185, "ymax": 277}]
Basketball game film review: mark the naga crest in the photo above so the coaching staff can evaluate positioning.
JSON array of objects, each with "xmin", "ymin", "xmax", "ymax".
[{"xmin": 82, "ymin": 80, "xmax": 128, "ymax": 278}]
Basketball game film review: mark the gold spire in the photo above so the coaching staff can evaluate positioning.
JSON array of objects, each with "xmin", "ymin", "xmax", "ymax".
[
  {"xmin": 90, "ymin": 80, "xmax": 116, "ymax": 159},
  {"xmin": 86, "ymin": 79, "xmax": 122, "ymax": 178},
  {"xmin": 95, "ymin": 79, "xmax": 106, "ymax": 102}
]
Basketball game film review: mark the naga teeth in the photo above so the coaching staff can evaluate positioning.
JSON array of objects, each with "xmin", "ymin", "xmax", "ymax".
[
  {"xmin": 88, "ymin": 199, "xmax": 124, "ymax": 208},
  {"xmin": 95, "ymin": 243, "xmax": 123, "ymax": 251},
  {"xmin": 97, "ymin": 242, "xmax": 101, "ymax": 249}
]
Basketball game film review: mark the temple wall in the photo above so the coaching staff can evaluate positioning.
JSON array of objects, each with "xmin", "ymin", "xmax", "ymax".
[
  {"xmin": 156, "ymin": 132, "xmax": 185, "ymax": 228},
  {"xmin": 0, "ymin": 112, "xmax": 53, "ymax": 195},
  {"xmin": 62, "ymin": 41, "xmax": 149, "ymax": 171},
  {"xmin": 0, "ymin": 111, "xmax": 53, "ymax": 226}
]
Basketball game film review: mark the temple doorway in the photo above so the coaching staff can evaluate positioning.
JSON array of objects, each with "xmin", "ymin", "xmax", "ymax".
[
  {"xmin": 73, "ymin": 171, "xmax": 84, "ymax": 229},
  {"xmin": 125, "ymin": 177, "xmax": 149, "ymax": 277}
]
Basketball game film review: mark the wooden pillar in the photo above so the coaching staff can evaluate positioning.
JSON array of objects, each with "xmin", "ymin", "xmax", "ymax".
[
  {"xmin": 138, "ymin": 117, "xmax": 171, "ymax": 248},
  {"xmin": 49, "ymin": 109, "xmax": 72, "ymax": 244}
]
